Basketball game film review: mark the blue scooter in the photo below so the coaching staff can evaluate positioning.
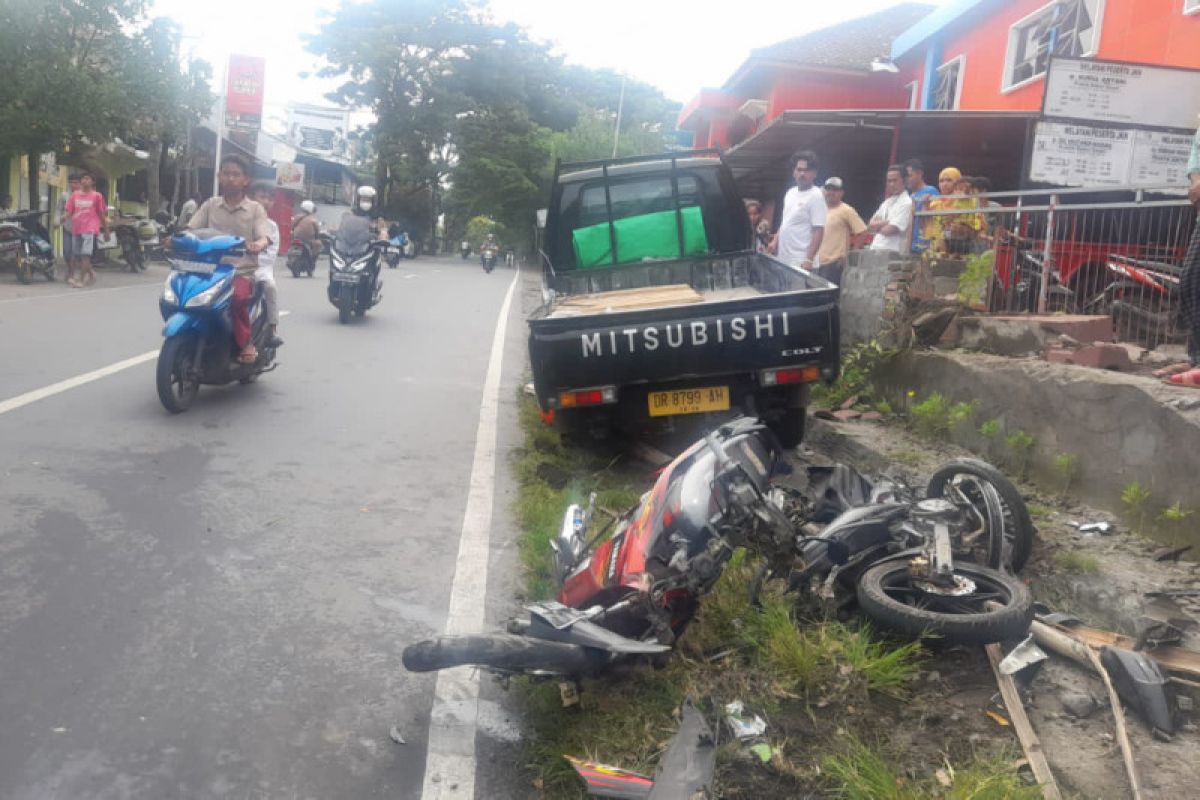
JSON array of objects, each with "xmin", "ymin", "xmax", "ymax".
[{"xmin": 156, "ymin": 230, "xmax": 278, "ymax": 413}]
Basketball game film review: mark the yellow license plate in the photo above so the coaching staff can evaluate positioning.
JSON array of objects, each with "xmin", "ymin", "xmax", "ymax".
[{"xmin": 648, "ymin": 386, "xmax": 730, "ymax": 417}]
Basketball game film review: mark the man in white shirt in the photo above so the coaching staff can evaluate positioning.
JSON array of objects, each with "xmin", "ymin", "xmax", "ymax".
[
  {"xmin": 250, "ymin": 183, "xmax": 284, "ymax": 348},
  {"xmin": 867, "ymin": 165, "xmax": 914, "ymax": 253},
  {"xmin": 770, "ymin": 149, "xmax": 825, "ymax": 269}
]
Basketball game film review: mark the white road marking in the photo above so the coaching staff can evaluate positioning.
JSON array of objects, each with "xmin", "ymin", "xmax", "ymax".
[
  {"xmin": 421, "ymin": 270, "xmax": 519, "ymax": 800},
  {"xmin": 0, "ymin": 311, "xmax": 291, "ymax": 417},
  {"xmin": 0, "ymin": 281, "xmax": 157, "ymax": 305},
  {"xmin": 0, "ymin": 350, "xmax": 159, "ymax": 416}
]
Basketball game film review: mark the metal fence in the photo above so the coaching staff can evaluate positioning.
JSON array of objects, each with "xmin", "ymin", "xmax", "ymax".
[{"xmin": 914, "ymin": 187, "xmax": 1194, "ymax": 350}]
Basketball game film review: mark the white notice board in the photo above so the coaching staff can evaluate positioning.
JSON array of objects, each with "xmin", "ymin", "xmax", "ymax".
[
  {"xmin": 1029, "ymin": 122, "xmax": 1190, "ymax": 192},
  {"xmin": 1043, "ymin": 58, "xmax": 1200, "ymax": 131},
  {"xmin": 1029, "ymin": 122, "xmax": 1134, "ymax": 187}
]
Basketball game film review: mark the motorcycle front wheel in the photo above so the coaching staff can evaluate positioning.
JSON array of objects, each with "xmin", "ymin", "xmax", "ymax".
[
  {"xmin": 856, "ymin": 560, "xmax": 1032, "ymax": 645},
  {"xmin": 338, "ymin": 286, "xmax": 353, "ymax": 324},
  {"xmin": 403, "ymin": 634, "xmax": 606, "ymax": 676},
  {"xmin": 15, "ymin": 252, "xmax": 32, "ymax": 284},
  {"xmin": 156, "ymin": 334, "xmax": 201, "ymax": 413}
]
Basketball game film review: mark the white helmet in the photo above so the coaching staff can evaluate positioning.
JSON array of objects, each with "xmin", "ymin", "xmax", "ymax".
[
  {"xmin": 355, "ymin": 185, "xmax": 377, "ymax": 214},
  {"xmin": 300, "ymin": 200, "xmax": 316, "ymax": 214}
]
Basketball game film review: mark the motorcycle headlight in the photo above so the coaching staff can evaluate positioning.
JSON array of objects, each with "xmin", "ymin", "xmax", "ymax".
[
  {"xmin": 330, "ymin": 251, "xmax": 347, "ymax": 270},
  {"xmin": 347, "ymin": 254, "xmax": 372, "ymax": 272},
  {"xmin": 185, "ymin": 282, "xmax": 226, "ymax": 308},
  {"xmin": 162, "ymin": 275, "xmax": 178, "ymax": 306}
]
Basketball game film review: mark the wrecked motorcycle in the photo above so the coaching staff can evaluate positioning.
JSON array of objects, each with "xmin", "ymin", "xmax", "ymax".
[{"xmin": 403, "ymin": 417, "xmax": 1034, "ymax": 677}]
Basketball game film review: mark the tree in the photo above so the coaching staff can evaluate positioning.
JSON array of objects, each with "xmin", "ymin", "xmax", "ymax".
[{"xmin": 0, "ymin": 1, "xmax": 211, "ymax": 209}]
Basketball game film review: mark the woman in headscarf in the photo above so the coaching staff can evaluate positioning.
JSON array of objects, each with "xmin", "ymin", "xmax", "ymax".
[{"xmin": 926, "ymin": 167, "xmax": 982, "ymax": 254}]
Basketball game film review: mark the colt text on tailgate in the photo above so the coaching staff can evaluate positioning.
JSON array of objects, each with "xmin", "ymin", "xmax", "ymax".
[{"xmin": 581, "ymin": 312, "xmax": 798, "ymax": 358}]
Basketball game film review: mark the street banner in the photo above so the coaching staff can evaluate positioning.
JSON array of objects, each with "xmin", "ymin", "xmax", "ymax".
[
  {"xmin": 287, "ymin": 104, "xmax": 350, "ymax": 159},
  {"xmin": 227, "ymin": 55, "xmax": 266, "ymax": 130},
  {"xmin": 276, "ymin": 162, "xmax": 306, "ymax": 191}
]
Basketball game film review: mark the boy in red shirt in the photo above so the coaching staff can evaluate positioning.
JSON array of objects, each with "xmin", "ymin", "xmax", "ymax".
[{"xmin": 64, "ymin": 172, "xmax": 109, "ymax": 287}]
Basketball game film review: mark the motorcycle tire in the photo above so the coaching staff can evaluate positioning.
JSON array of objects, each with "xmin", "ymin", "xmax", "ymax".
[
  {"xmin": 856, "ymin": 560, "xmax": 1033, "ymax": 645},
  {"xmin": 289, "ymin": 265, "xmax": 301, "ymax": 278},
  {"xmin": 156, "ymin": 334, "xmax": 201, "ymax": 413},
  {"xmin": 16, "ymin": 253, "xmax": 32, "ymax": 284},
  {"xmin": 402, "ymin": 634, "xmax": 605, "ymax": 675},
  {"xmin": 43, "ymin": 263, "xmax": 56, "ymax": 281},
  {"xmin": 925, "ymin": 458, "xmax": 1034, "ymax": 572},
  {"xmin": 338, "ymin": 289, "xmax": 353, "ymax": 324},
  {"xmin": 769, "ymin": 407, "xmax": 806, "ymax": 449}
]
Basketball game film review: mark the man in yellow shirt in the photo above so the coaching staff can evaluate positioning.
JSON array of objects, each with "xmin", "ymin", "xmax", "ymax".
[{"xmin": 816, "ymin": 177, "xmax": 868, "ymax": 288}]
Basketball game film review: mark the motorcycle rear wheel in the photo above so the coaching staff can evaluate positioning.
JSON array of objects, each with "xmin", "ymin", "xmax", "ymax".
[
  {"xmin": 402, "ymin": 634, "xmax": 605, "ymax": 675},
  {"xmin": 156, "ymin": 334, "xmax": 201, "ymax": 413},
  {"xmin": 856, "ymin": 560, "xmax": 1032, "ymax": 645},
  {"xmin": 925, "ymin": 458, "xmax": 1033, "ymax": 572}
]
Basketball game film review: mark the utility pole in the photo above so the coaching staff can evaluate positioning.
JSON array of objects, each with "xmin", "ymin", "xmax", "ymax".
[
  {"xmin": 213, "ymin": 55, "xmax": 227, "ymax": 198},
  {"xmin": 611, "ymin": 75, "xmax": 626, "ymax": 159}
]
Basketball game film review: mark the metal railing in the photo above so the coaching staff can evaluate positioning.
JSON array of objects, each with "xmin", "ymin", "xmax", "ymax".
[{"xmin": 914, "ymin": 187, "xmax": 1193, "ymax": 350}]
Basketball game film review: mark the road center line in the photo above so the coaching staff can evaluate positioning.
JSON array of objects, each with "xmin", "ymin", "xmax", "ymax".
[
  {"xmin": 421, "ymin": 270, "xmax": 520, "ymax": 800},
  {"xmin": 0, "ymin": 311, "xmax": 291, "ymax": 417}
]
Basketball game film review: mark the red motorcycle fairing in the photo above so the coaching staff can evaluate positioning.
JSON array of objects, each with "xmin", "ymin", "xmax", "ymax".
[
  {"xmin": 558, "ymin": 422, "xmax": 781, "ymax": 611},
  {"xmin": 558, "ymin": 436, "xmax": 707, "ymax": 609}
]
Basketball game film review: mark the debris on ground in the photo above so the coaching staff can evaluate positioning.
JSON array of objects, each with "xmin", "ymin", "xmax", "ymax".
[
  {"xmin": 565, "ymin": 700, "xmax": 716, "ymax": 799},
  {"xmin": 723, "ymin": 701, "xmax": 767, "ymax": 740},
  {"xmin": 388, "ymin": 725, "xmax": 406, "ymax": 745}
]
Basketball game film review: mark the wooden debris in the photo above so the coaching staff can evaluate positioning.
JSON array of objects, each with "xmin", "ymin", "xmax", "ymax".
[
  {"xmin": 1085, "ymin": 646, "xmax": 1145, "ymax": 800},
  {"xmin": 984, "ymin": 643, "xmax": 1063, "ymax": 800}
]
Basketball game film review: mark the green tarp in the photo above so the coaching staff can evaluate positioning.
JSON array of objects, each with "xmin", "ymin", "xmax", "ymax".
[{"xmin": 572, "ymin": 206, "xmax": 708, "ymax": 269}]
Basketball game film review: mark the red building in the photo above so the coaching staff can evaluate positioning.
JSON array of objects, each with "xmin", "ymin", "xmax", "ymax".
[
  {"xmin": 678, "ymin": 3, "xmax": 935, "ymax": 150},
  {"xmin": 891, "ymin": 0, "xmax": 1200, "ymax": 113},
  {"xmin": 680, "ymin": 1, "xmax": 1200, "ymax": 214}
]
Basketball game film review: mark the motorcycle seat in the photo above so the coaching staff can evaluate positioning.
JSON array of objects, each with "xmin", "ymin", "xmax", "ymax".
[{"xmin": 173, "ymin": 230, "xmax": 245, "ymax": 255}]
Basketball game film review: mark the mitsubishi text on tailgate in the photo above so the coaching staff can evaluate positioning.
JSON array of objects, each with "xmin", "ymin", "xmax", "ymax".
[{"xmin": 529, "ymin": 149, "xmax": 839, "ymax": 446}]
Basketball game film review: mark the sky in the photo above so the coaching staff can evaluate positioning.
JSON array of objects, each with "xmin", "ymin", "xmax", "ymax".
[{"xmin": 150, "ymin": 0, "xmax": 952, "ymax": 128}]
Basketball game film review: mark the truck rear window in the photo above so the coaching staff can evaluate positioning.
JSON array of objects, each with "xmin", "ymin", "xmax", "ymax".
[
  {"xmin": 578, "ymin": 175, "xmax": 701, "ymax": 227},
  {"xmin": 573, "ymin": 175, "xmax": 707, "ymax": 268}
]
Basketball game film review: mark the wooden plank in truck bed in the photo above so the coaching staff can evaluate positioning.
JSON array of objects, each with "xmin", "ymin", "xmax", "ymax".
[{"xmin": 549, "ymin": 284, "xmax": 704, "ymax": 318}]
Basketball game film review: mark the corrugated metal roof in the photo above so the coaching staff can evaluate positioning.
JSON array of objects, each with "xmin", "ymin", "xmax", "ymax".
[{"xmin": 746, "ymin": 3, "xmax": 937, "ymax": 73}]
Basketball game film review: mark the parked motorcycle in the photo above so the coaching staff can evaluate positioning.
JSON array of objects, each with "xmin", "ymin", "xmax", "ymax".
[
  {"xmin": 286, "ymin": 240, "xmax": 317, "ymax": 277},
  {"xmin": 156, "ymin": 230, "xmax": 279, "ymax": 413},
  {"xmin": 480, "ymin": 243, "xmax": 498, "ymax": 273},
  {"xmin": 0, "ymin": 210, "xmax": 56, "ymax": 283},
  {"xmin": 325, "ymin": 217, "xmax": 385, "ymax": 324},
  {"xmin": 403, "ymin": 418, "xmax": 1034, "ymax": 677},
  {"xmin": 113, "ymin": 218, "xmax": 147, "ymax": 272},
  {"xmin": 1101, "ymin": 255, "xmax": 1183, "ymax": 348}
]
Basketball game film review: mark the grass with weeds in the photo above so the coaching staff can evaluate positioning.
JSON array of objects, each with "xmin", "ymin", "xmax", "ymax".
[
  {"xmin": 822, "ymin": 739, "xmax": 1042, "ymax": 800},
  {"xmin": 1026, "ymin": 502, "xmax": 1053, "ymax": 519},
  {"xmin": 513, "ymin": 398, "xmax": 639, "ymax": 600},
  {"xmin": 1054, "ymin": 550, "xmax": 1101, "ymax": 574}
]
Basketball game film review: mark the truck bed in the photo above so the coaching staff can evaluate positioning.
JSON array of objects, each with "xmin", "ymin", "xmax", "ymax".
[
  {"xmin": 529, "ymin": 250, "xmax": 839, "ymax": 402},
  {"xmin": 534, "ymin": 251, "xmax": 821, "ymax": 320}
]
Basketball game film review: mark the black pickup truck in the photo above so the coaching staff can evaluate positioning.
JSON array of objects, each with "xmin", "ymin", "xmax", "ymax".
[{"xmin": 529, "ymin": 150, "xmax": 838, "ymax": 446}]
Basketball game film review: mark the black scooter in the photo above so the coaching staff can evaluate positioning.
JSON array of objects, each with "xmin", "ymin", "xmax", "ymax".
[
  {"xmin": 286, "ymin": 240, "xmax": 317, "ymax": 277},
  {"xmin": 0, "ymin": 210, "xmax": 56, "ymax": 283},
  {"xmin": 480, "ymin": 245, "xmax": 498, "ymax": 273},
  {"xmin": 324, "ymin": 225, "xmax": 385, "ymax": 324}
]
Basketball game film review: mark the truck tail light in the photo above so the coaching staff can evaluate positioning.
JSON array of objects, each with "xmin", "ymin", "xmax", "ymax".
[
  {"xmin": 557, "ymin": 385, "xmax": 617, "ymax": 408},
  {"xmin": 760, "ymin": 366, "xmax": 820, "ymax": 387}
]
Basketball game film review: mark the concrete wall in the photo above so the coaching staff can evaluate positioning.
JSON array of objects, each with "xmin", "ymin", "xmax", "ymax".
[
  {"xmin": 839, "ymin": 249, "xmax": 918, "ymax": 345},
  {"xmin": 878, "ymin": 350, "xmax": 1200, "ymax": 519}
]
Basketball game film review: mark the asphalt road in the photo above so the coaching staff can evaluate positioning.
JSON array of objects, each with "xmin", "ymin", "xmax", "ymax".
[{"xmin": 0, "ymin": 254, "xmax": 530, "ymax": 799}]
